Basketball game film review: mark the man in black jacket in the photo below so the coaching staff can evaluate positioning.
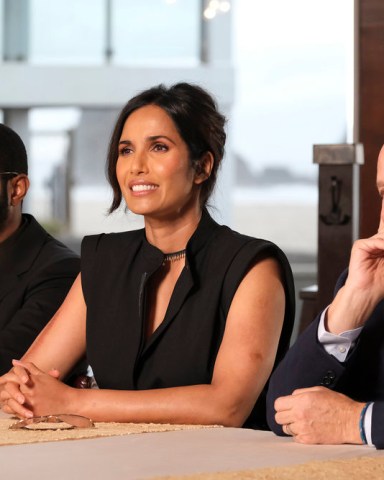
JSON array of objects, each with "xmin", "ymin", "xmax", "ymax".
[
  {"xmin": 0, "ymin": 124, "xmax": 80, "ymax": 374},
  {"xmin": 267, "ymin": 145, "xmax": 384, "ymax": 449}
]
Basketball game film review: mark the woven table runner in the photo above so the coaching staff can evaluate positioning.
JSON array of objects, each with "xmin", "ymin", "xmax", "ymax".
[
  {"xmin": 0, "ymin": 418, "xmax": 219, "ymax": 446},
  {"xmin": 153, "ymin": 455, "xmax": 384, "ymax": 480}
]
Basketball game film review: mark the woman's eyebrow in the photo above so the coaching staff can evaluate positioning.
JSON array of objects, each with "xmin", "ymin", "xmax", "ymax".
[
  {"xmin": 119, "ymin": 135, "xmax": 177, "ymax": 146},
  {"xmin": 147, "ymin": 135, "xmax": 177, "ymax": 145}
]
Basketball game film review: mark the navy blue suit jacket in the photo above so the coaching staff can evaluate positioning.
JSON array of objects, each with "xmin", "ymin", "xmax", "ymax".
[{"xmin": 267, "ymin": 270, "xmax": 384, "ymax": 449}]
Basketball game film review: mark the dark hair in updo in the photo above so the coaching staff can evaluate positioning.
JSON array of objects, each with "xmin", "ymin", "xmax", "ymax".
[{"xmin": 106, "ymin": 82, "xmax": 226, "ymax": 213}]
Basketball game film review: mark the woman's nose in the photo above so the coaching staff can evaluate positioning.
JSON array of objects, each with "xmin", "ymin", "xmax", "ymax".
[{"xmin": 130, "ymin": 150, "xmax": 148, "ymax": 175}]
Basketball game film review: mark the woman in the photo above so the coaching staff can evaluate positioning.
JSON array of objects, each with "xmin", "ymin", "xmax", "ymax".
[{"xmin": 0, "ymin": 83, "xmax": 294, "ymax": 428}]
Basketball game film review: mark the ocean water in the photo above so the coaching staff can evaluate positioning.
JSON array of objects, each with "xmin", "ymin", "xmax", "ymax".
[{"xmin": 233, "ymin": 184, "xmax": 317, "ymax": 205}]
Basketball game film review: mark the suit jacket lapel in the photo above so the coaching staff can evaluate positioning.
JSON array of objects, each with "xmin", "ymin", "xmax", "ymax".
[
  {"xmin": 0, "ymin": 273, "xmax": 19, "ymax": 304},
  {"xmin": 141, "ymin": 263, "xmax": 195, "ymax": 355},
  {"xmin": 0, "ymin": 215, "xmax": 46, "ymax": 302},
  {"xmin": 138, "ymin": 209, "xmax": 220, "ymax": 357}
]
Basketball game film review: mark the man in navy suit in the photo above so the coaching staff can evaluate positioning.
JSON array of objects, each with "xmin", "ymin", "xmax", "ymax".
[
  {"xmin": 267, "ymin": 145, "xmax": 384, "ymax": 449},
  {"xmin": 0, "ymin": 124, "xmax": 80, "ymax": 374}
]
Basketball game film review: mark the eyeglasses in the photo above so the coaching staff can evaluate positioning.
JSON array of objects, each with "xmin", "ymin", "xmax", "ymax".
[
  {"xmin": 0, "ymin": 172, "xmax": 19, "ymax": 178},
  {"xmin": 9, "ymin": 414, "xmax": 95, "ymax": 430}
]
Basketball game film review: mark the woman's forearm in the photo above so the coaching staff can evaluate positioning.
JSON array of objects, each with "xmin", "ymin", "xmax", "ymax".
[{"xmin": 69, "ymin": 382, "xmax": 257, "ymax": 427}]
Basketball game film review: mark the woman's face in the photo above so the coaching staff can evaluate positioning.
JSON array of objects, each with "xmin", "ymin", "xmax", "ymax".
[{"xmin": 116, "ymin": 104, "xmax": 204, "ymax": 219}]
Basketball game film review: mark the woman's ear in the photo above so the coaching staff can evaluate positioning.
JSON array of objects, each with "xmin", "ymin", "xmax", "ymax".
[
  {"xmin": 10, "ymin": 174, "xmax": 30, "ymax": 206},
  {"xmin": 194, "ymin": 152, "xmax": 214, "ymax": 185}
]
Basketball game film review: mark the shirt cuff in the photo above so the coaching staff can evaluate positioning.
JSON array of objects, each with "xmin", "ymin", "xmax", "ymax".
[
  {"xmin": 364, "ymin": 402, "xmax": 374, "ymax": 446},
  {"xmin": 317, "ymin": 307, "xmax": 363, "ymax": 362}
]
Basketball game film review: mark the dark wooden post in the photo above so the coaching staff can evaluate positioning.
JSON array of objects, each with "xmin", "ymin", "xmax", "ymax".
[
  {"xmin": 298, "ymin": 144, "xmax": 363, "ymax": 333},
  {"xmin": 358, "ymin": 0, "xmax": 384, "ymax": 238}
]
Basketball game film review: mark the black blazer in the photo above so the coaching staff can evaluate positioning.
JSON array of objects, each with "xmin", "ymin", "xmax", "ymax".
[
  {"xmin": 0, "ymin": 214, "xmax": 80, "ymax": 374},
  {"xmin": 266, "ymin": 270, "xmax": 384, "ymax": 448},
  {"xmin": 81, "ymin": 209, "xmax": 295, "ymax": 429}
]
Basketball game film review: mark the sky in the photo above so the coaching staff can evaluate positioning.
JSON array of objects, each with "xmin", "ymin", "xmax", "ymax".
[{"xmin": 231, "ymin": 0, "xmax": 353, "ymax": 176}]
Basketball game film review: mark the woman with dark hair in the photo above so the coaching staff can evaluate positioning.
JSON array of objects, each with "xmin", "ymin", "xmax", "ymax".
[{"xmin": 0, "ymin": 83, "xmax": 295, "ymax": 429}]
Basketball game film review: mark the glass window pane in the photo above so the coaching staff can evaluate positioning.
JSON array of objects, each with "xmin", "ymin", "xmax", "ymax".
[
  {"xmin": 232, "ymin": 0, "xmax": 353, "ymax": 255},
  {"xmin": 0, "ymin": 1, "xmax": 3, "ymax": 61},
  {"xmin": 112, "ymin": 0, "xmax": 201, "ymax": 65},
  {"xmin": 29, "ymin": 0, "xmax": 105, "ymax": 64}
]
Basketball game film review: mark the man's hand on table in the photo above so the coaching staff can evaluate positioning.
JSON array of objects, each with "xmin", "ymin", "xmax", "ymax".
[{"xmin": 274, "ymin": 386, "xmax": 364, "ymax": 445}]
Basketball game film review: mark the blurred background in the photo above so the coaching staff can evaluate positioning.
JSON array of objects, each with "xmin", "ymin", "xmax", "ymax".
[{"xmin": 0, "ymin": 0, "xmax": 354, "ymax": 332}]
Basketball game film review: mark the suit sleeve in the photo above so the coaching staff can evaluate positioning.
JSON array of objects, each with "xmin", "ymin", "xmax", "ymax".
[
  {"xmin": 266, "ymin": 314, "xmax": 346, "ymax": 435},
  {"xmin": 371, "ymin": 402, "xmax": 384, "ymax": 449},
  {"xmin": 0, "ymin": 256, "xmax": 80, "ymax": 374}
]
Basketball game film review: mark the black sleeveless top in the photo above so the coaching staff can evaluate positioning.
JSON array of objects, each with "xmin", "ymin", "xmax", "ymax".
[{"xmin": 81, "ymin": 209, "xmax": 295, "ymax": 429}]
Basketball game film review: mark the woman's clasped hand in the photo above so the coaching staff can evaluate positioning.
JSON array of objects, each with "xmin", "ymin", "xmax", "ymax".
[{"xmin": 0, "ymin": 359, "xmax": 70, "ymax": 418}]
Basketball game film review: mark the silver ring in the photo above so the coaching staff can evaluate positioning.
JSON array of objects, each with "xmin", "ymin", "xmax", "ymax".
[{"xmin": 285, "ymin": 423, "xmax": 294, "ymax": 436}]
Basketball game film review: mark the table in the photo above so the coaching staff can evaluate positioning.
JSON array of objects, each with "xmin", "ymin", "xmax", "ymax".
[{"xmin": 1, "ymin": 422, "xmax": 383, "ymax": 479}]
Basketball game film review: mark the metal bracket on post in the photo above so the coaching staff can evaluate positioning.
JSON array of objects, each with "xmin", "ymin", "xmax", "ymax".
[{"xmin": 298, "ymin": 144, "xmax": 364, "ymax": 334}]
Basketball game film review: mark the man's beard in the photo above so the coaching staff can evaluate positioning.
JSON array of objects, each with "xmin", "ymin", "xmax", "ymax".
[{"xmin": 0, "ymin": 183, "xmax": 9, "ymax": 234}]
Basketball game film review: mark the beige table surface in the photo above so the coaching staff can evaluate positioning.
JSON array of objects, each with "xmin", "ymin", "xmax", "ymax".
[{"xmin": 1, "ymin": 413, "xmax": 383, "ymax": 480}]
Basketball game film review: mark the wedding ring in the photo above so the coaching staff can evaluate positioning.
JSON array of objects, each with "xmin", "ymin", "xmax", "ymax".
[{"xmin": 285, "ymin": 423, "xmax": 294, "ymax": 436}]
